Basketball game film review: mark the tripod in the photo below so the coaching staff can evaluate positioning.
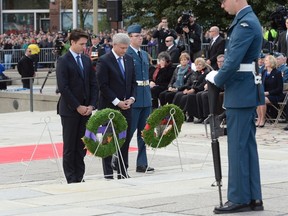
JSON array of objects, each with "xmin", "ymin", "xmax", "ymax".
[{"xmin": 40, "ymin": 53, "xmax": 59, "ymax": 94}]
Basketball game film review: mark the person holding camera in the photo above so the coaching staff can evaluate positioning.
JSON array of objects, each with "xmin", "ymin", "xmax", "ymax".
[
  {"xmin": 175, "ymin": 12, "xmax": 202, "ymax": 62},
  {"xmin": 152, "ymin": 17, "xmax": 177, "ymax": 54}
]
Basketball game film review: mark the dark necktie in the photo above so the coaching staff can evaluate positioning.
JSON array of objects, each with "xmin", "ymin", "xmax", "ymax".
[
  {"xmin": 76, "ymin": 55, "xmax": 84, "ymax": 77},
  {"xmin": 117, "ymin": 57, "xmax": 125, "ymax": 79},
  {"xmin": 137, "ymin": 50, "xmax": 142, "ymax": 61}
]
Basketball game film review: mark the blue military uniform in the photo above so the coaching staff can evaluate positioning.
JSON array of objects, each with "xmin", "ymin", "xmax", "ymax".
[
  {"xmin": 126, "ymin": 24, "xmax": 153, "ymax": 170},
  {"xmin": 214, "ymin": 6, "xmax": 264, "ymax": 206}
]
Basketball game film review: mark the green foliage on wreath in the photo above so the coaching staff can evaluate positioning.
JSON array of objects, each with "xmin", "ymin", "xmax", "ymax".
[
  {"xmin": 142, "ymin": 104, "xmax": 184, "ymax": 148},
  {"xmin": 83, "ymin": 108, "xmax": 127, "ymax": 158}
]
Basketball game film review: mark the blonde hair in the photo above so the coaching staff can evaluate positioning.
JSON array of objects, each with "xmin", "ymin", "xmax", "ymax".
[
  {"xmin": 194, "ymin": 57, "xmax": 206, "ymax": 66},
  {"xmin": 265, "ymin": 55, "xmax": 277, "ymax": 69},
  {"xmin": 179, "ymin": 52, "xmax": 190, "ymax": 61}
]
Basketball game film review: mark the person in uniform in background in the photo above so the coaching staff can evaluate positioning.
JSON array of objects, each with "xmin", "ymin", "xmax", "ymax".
[
  {"xmin": 206, "ymin": 0, "xmax": 264, "ymax": 213},
  {"xmin": 126, "ymin": 24, "xmax": 155, "ymax": 173},
  {"xmin": 17, "ymin": 48, "xmax": 35, "ymax": 89}
]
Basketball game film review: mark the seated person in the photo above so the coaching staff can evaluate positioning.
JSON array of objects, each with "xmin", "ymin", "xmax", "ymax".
[
  {"xmin": 149, "ymin": 51, "xmax": 174, "ymax": 109},
  {"xmin": 275, "ymin": 52, "xmax": 288, "ymax": 83},
  {"xmin": 159, "ymin": 52, "xmax": 193, "ymax": 106},
  {"xmin": 196, "ymin": 54, "xmax": 225, "ymax": 123},
  {"xmin": 256, "ymin": 54, "xmax": 285, "ymax": 127},
  {"xmin": 172, "ymin": 57, "xmax": 210, "ymax": 122}
]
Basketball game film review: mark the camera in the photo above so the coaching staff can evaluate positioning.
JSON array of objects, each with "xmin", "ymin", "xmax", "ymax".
[
  {"xmin": 180, "ymin": 10, "xmax": 193, "ymax": 28},
  {"xmin": 54, "ymin": 32, "xmax": 66, "ymax": 56},
  {"xmin": 270, "ymin": 5, "xmax": 288, "ymax": 32}
]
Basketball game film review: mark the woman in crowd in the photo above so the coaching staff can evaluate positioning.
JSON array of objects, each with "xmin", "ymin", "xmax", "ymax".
[
  {"xmin": 173, "ymin": 57, "xmax": 210, "ymax": 122},
  {"xmin": 256, "ymin": 54, "xmax": 285, "ymax": 127},
  {"xmin": 149, "ymin": 51, "xmax": 174, "ymax": 109},
  {"xmin": 159, "ymin": 52, "xmax": 193, "ymax": 106}
]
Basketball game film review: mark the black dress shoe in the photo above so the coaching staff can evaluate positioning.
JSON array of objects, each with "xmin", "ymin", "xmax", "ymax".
[
  {"xmin": 136, "ymin": 165, "xmax": 155, "ymax": 173},
  {"xmin": 284, "ymin": 125, "xmax": 288, "ymax": 131},
  {"xmin": 194, "ymin": 118, "xmax": 204, "ymax": 124},
  {"xmin": 186, "ymin": 117, "xmax": 194, "ymax": 122},
  {"xmin": 214, "ymin": 201, "xmax": 251, "ymax": 214},
  {"xmin": 250, "ymin": 199, "xmax": 264, "ymax": 211}
]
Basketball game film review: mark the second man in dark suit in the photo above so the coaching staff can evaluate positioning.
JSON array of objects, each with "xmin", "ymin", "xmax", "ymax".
[{"xmin": 96, "ymin": 33, "xmax": 137, "ymax": 179}]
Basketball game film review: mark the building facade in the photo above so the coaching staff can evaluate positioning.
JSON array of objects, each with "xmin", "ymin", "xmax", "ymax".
[{"xmin": 0, "ymin": 0, "xmax": 106, "ymax": 34}]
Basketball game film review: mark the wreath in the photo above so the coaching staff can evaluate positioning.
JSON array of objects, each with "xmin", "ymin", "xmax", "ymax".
[
  {"xmin": 82, "ymin": 108, "xmax": 127, "ymax": 158},
  {"xmin": 142, "ymin": 104, "xmax": 185, "ymax": 148}
]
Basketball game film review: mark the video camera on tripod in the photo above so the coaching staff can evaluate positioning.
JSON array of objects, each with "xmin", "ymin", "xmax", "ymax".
[
  {"xmin": 270, "ymin": 5, "xmax": 288, "ymax": 32},
  {"xmin": 180, "ymin": 10, "xmax": 193, "ymax": 28},
  {"xmin": 53, "ymin": 31, "xmax": 67, "ymax": 57}
]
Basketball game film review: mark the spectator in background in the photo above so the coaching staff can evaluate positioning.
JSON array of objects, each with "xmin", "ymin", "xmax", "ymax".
[
  {"xmin": 274, "ymin": 52, "xmax": 288, "ymax": 83},
  {"xmin": 3, "ymin": 38, "xmax": 13, "ymax": 70},
  {"xmin": 277, "ymin": 18, "xmax": 288, "ymax": 63},
  {"xmin": 146, "ymin": 31, "xmax": 158, "ymax": 59},
  {"xmin": 149, "ymin": 51, "xmax": 174, "ymax": 109},
  {"xmin": 258, "ymin": 53, "xmax": 266, "ymax": 74},
  {"xmin": 159, "ymin": 52, "xmax": 193, "ymax": 106},
  {"xmin": 256, "ymin": 55, "xmax": 285, "ymax": 127},
  {"xmin": 165, "ymin": 36, "xmax": 180, "ymax": 65},
  {"xmin": 27, "ymin": 39, "xmax": 40, "ymax": 72},
  {"xmin": 17, "ymin": 48, "xmax": 34, "ymax": 89},
  {"xmin": 0, "ymin": 63, "xmax": 8, "ymax": 90},
  {"xmin": 175, "ymin": 12, "xmax": 202, "ymax": 62},
  {"xmin": 153, "ymin": 17, "xmax": 177, "ymax": 53},
  {"xmin": 205, "ymin": 26, "xmax": 225, "ymax": 70}
]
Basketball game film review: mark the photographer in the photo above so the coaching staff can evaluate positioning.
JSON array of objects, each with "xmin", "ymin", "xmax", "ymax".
[
  {"xmin": 54, "ymin": 30, "xmax": 71, "ymax": 58},
  {"xmin": 175, "ymin": 11, "xmax": 202, "ymax": 62},
  {"xmin": 153, "ymin": 17, "xmax": 177, "ymax": 53}
]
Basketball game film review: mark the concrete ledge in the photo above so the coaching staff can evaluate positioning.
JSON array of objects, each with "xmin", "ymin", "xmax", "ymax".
[{"xmin": 0, "ymin": 91, "xmax": 59, "ymax": 113}]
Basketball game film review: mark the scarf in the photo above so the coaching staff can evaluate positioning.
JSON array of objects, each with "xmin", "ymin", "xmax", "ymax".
[{"xmin": 174, "ymin": 65, "xmax": 189, "ymax": 88}]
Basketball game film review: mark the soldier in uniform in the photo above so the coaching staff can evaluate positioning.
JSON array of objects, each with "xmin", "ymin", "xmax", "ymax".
[
  {"xmin": 126, "ymin": 24, "xmax": 154, "ymax": 173},
  {"xmin": 89, "ymin": 34, "xmax": 104, "ymax": 68},
  {"xmin": 206, "ymin": 0, "xmax": 264, "ymax": 214}
]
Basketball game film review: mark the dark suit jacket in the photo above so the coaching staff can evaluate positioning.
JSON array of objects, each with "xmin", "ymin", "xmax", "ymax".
[
  {"xmin": 278, "ymin": 30, "xmax": 288, "ymax": 57},
  {"xmin": 17, "ymin": 55, "xmax": 34, "ymax": 77},
  {"xmin": 56, "ymin": 51, "xmax": 98, "ymax": 117},
  {"xmin": 96, "ymin": 51, "xmax": 137, "ymax": 110},
  {"xmin": 149, "ymin": 63, "xmax": 174, "ymax": 88},
  {"xmin": 207, "ymin": 36, "xmax": 225, "ymax": 70},
  {"xmin": 167, "ymin": 45, "xmax": 180, "ymax": 64}
]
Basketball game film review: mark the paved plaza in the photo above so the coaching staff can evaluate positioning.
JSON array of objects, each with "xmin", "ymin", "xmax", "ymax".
[{"xmin": 0, "ymin": 108, "xmax": 287, "ymax": 215}]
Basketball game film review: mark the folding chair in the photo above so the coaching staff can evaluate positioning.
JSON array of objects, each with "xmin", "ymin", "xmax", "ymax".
[{"xmin": 266, "ymin": 93, "xmax": 288, "ymax": 126}]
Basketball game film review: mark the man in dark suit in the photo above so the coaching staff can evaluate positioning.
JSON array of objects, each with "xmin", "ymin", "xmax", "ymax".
[
  {"xmin": 165, "ymin": 36, "xmax": 180, "ymax": 65},
  {"xmin": 56, "ymin": 29, "xmax": 98, "ymax": 184},
  {"xmin": 206, "ymin": 26, "xmax": 225, "ymax": 70},
  {"xmin": 206, "ymin": 0, "xmax": 264, "ymax": 214},
  {"xmin": 96, "ymin": 33, "xmax": 137, "ymax": 179},
  {"xmin": 17, "ymin": 48, "xmax": 34, "ymax": 89},
  {"xmin": 277, "ymin": 18, "xmax": 288, "ymax": 63}
]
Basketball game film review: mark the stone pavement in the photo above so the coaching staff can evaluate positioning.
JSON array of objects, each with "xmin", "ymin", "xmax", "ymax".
[{"xmin": 0, "ymin": 110, "xmax": 288, "ymax": 216}]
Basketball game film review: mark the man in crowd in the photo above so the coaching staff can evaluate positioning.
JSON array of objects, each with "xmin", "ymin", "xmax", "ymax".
[
  {"xmin": 165, "ymin": 35, "xmax": 180, "ymax": 65},
  {"xmin": 277, "ymin": 17, "xmax": 288, "ymax": 63},
  {"xmin": 205, "ymin": 26, "xmax": 225, "ymax": 70},
  {"xmin": 175, "ymin": 12, "xmax": 202, "ymax": 62},
  {"xmin": 153, "ymin": 17, "xmax": 177, "ymax": 53},
  {"xmin": 206, "ymin": 0, "xmax": 264, "ymax": 213},
  {"xmin": 17, "ymin": 48, "xmax": 35, "ymax": 89}
]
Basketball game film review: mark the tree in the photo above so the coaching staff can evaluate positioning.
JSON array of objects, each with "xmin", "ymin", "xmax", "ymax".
[{"xmin": 122, "ymin": 0, "xmax": 288, "ymax": 32}]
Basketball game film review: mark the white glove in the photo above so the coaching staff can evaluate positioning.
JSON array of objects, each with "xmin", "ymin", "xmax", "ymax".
[{"xmin": 205, "ymin": 70, "xmax": 218, "ymax": 85}]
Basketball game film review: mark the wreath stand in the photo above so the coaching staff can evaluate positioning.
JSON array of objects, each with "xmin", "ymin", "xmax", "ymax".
[
  {"xmin": 146, "ymin": 108, "xmax": 184, "ymax": 173},
  {"xmin": 83, "ymin": 112, "xmax": 128, "ymax": 180},
  {"xmin": 20, "ymin": 117, "xmax": 64, "ymax": 183}
]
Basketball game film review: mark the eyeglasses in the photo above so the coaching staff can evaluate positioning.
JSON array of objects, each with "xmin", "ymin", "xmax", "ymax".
[
  {"xmin": 209, "ymin": 30, "xmax": 215, "ymax": 32},
  {"xmin": 220, "ymin": 0, "xmax": 226, "ymax": 3},
  {"xmin": 165, "ymin": 40, "xmax": 172, "ymax": 42}
]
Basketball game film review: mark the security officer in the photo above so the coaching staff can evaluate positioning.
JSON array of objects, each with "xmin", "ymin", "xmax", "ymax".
[
  {"xmin": 89, "ymin": 34, "xmax": 102, "ymax": 68},
  {"xmin": 126, "ymin": 24, "xmax": 154, "ymax": 173},
  {"xmin": 206, "ymin": 0, "xmax": 264, "ymax": 214}
]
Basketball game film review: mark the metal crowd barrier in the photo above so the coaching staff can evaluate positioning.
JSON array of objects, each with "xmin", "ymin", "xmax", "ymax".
[{"xmin": 0, "ymin": 43, "xmax": 210, "ymax": 69}]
